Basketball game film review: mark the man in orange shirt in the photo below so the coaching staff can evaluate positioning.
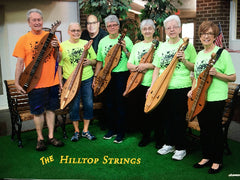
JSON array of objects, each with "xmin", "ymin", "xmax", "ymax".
[{"xmin": 13, "ymin": 8, "xmax": 64, "ymax": 151}]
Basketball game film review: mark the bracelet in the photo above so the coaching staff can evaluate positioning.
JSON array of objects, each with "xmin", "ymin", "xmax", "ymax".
[{"xmin": 124, "ymin": 50, "xmax": 129, "ymax": 54}]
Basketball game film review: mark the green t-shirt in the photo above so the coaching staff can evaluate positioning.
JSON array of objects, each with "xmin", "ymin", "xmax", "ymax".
[
  {"xmin": 128, "ymin": 41, "xmax": 162, "ymax": 87},
  {"xmin": 152, "ymin": 39, "xmax": 197, "ymax": 89},
  {"xmin": 60, "ymin": 39, "xmax": 97, "ymax": 81},
  {"xmin": 194, "ymin": 46, "xmax": 235, "ymax": 101},
  {"xmin": 97, "ymin": 34, "xmax": 133, "ymax": 72}
]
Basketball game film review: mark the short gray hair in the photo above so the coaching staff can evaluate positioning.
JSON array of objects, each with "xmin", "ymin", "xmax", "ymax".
[
  {"xmin": 27, "ymin": 8, "xmax": 43, "ymax": 21},
  {"xmin": 68, "ymin": 22, "xmax": 81, "ymax": 31},
  {"xmin": 163, "ymin": 15, "xmax": 181, "ymax": 28},
  {"xmin": 104, "ymin": 15, "xmax": 120, "ymax": 26},
  {"xmin": 140, "ymin": 19, "xmax": 155, "ymax": 30}
]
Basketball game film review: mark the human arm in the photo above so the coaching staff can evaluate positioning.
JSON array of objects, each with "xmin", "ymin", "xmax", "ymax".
[
  {"xmin": 92, "ymin": 61, "xmax": 103, "ymax": 88},
  {"xmin": 15, "ymin": 57, "xmax": 26, "ymax": 94},
  {"xmin": 58, "ymin": 65, "xmax": 63, "ymax": 91},
  {"xmin": 146, "ymin": 66, "xmax": 160, "ymax": 97},
  {"xmin": 209, "ymin": 67, "xmax": 236, "ymax": 82},
  {"xmin": 83, "ymin": 59, "xmax": 97, "ymax": 67},
  {"xmin": 177, "ymin": 50, "xmax": 194, "ymax": 71},
  {"xmin": 187, "ymin": 78, "xmax": 196, "ymax": 98}
]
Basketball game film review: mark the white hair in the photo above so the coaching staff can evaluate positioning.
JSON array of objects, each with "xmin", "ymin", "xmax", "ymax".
[
  {"xmin": 27, "ymin": 8, "xmax": 43, "ymax": 21},
  {"xmin": 163, "ymin": 15, "xmax": 181, "ymax": 28},
  {"xmin": 140, "ymin": 19, "xmax": 155, "ymax": 30},
  {"xmin": 68, "ymin": 22, "xmax": 81, "ymax": 31}
]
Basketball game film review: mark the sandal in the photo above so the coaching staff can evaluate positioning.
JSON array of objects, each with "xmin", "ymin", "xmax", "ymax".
[
  {"xmin": 48, "ymin": 137, "xmax": 64, "ymax": 147},
  {"xmin": 36, "ymin": 140, "xmax": 47, "ymax": 151}
]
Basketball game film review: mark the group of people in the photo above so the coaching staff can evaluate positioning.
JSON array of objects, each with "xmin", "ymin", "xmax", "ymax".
[{"xmin": 13, "ymin": 8, "xmax": 236, "ymax": 175}]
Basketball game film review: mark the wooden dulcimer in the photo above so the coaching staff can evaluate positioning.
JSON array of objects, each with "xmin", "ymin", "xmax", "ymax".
[
  {"xmin": 123, "ymin": 40, "xmax": 159, "ymax": 97},
  {"xmin": 144, "ymin": 37, "xmax": 189, "ymax": 113},
  {"xmin": 60, "ymin": 40, "xmax": 93, "ymax": 110},
  {"xmin": 19, "ymin": 20, "xmax": 61, "ymax": 93},
  {"xmin": 186, "ymin": 48, "xmax": 224, "ymax": 121},
  {"xmin": 93, "ymin": 29, "xmax": 127, "ymax": 96}
]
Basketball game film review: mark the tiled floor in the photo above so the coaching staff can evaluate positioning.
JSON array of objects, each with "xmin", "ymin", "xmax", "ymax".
[{"xmin": 0, "ymin": 109, "xmax": 240, "ymax": 142}]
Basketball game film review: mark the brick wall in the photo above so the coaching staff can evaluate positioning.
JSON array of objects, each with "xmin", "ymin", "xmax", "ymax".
[{"xmin": 195, "ymin": 0, "xmax": 230, "ymax": 52}]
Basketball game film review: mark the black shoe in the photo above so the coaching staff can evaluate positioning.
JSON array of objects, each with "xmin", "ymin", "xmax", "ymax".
[
  {"xmin": 138, "ymin": 137, "xmax": 151, "ymax": 147},
  {"xmin": 208, "ymin": 164, "xmax": 223, "ymax": 174},
  {"xmin": 103, "ymin": 130, "xmax": 117, "ymax": 140},
  {"xmin": 193, "ymin": 160, "xmax": 212, "ymax": 168},
  {"xmin": 36, "ymin": 140, "xmax": 47, "ymax": 151},
  {"xmin": 113, "ymin": 134, "xmax": 124, "ymax": 144},
  {"xmin": 48, "ymin": 137, "xmax": 64, "ymax": 147},
  {"xmin": 155, "ymin": 141, "xmax": 164, "ymax": 149}
]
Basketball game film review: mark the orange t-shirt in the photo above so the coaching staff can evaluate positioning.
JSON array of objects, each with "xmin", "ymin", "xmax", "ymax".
[{"xmin": 13, "ymin": 31, "xmax": 61, "ymax": 89}]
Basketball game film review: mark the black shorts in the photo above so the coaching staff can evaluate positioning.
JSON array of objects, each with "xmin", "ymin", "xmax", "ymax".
[{"xmin": 28, "ymin": 85, "xmax": 59, "ymax": 115}]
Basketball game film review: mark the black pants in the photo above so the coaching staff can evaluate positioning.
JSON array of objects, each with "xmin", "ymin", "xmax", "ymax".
[
  {"xmin": 198, "ymin": 100, "xmax": 225, "ymax": 164},
  {"xmin": 103, "ymin": 71, "xmax": 129, "ymax": 136},
  {"xmin": 127, "ymin": 85, "xmax": 164, "ymax": 143},
  {"xmin": 160, "ymin": 87, "xmax": 190, "ymax": 150}
]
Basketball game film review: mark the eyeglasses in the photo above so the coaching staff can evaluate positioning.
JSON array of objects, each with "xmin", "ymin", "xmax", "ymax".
[
  {"xmin": 142, "ymin": 27, "xmax": 154, "ymax": 31},
  {"xmin": 106, "ymin": 24, "xmax": 119, "ymax": 28},
  {"xmin": 87, "ymin": 21, "xmax": 98, "ymax": 25},
  {"xmin": 70, "ymin": 29, "xmax": 81, "ymax": 33},
  {"xmin": 166, "ymin": 26, "xmax": 179, "ymax": 31},
  {"xmin": 201, "ymin": 32, "xmax": 214, "ymax": 37}
]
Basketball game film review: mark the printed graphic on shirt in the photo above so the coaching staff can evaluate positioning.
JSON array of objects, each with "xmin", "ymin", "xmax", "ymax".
[
  {"xmin": 30, "ymin": 40, "xmax": 51, "ymax": 63},
  {"xmin": 159, "ymin": 49, "xmax": 182, "ymax": 70},
  {"xmin": 136, "ymin": 50, "xmax": 148, "ymax": 63},
  {"xmin": 67, "ymin": 48, "xmax": 84, "ymax": 65},
  {"xmin": 195, "ymin": 59, "xmax": 208, "ymax": 78},
  {"xmin": 104, "ymin": 44, "xmax": 123, "ymax": 60}
]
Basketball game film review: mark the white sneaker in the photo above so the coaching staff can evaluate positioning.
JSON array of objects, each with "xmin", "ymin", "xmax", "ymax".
[
  {"xmin": 157, "ymin": 144, "xmax": 175, "ymax": 155},
  {"xmin": 172, "ymin": 150, "xmax": 186, "ymax": 160}
]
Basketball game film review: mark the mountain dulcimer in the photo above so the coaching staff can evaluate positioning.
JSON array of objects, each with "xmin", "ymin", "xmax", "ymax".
[
  {"xmin": 19, "ymin": 20, "xmax": 61, "ymax": 93},
  {"xmin": 60, "ymin": 40, "xmax": 93, "ymax": 110},
  {"xmin": 123, "ymin": 40, "xmax": 159, "ymax": 97},
  {"xmin": 144, "ymin": 37, "xmax": 189, "ymax": 113},
  {"xmin": 93, "ymin": 29, "xmax": 127, "ymax": 96},
  {"xmin": 186, "ymin": 48, "xmax": 223, "ymax": 121}
]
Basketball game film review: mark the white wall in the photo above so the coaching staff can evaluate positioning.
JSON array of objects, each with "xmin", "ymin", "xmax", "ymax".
[
  {"xmin": 229, "ymin": 0, "xmax": 240, "ymax": 84},
  {"xmin": 0, "ymin": 0, "xmax": 79, "ymax": 109}
]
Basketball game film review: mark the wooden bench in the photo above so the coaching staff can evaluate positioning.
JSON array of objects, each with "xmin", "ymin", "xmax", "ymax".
[
  {"xmin": 4, "ymin": 80, "xmax": 69, "ymax": 148},
  {"xmin": 188, "ymin": 82, "xmax": 240, "ymax": 155}
]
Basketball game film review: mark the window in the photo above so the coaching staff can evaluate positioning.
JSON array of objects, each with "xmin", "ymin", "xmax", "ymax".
[
  {"xmin": 182, "ymin": 23, "xmax": 194, "ymax": 44},
  {"xmin": 237, "ymin": 0, "xmax": 240, "ymax": 39}
]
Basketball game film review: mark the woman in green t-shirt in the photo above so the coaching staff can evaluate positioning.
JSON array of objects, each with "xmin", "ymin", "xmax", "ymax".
[
  {"xmin": 127, "ymin": 19, "xmax": 163, "ymax": 148},
  {"xmin": 150, "ymin": 15, "xmax": 197, "ymax": 161},
  {"xmin": 188, "ymin": 21, "xmax": 236, "ymax": 174}
]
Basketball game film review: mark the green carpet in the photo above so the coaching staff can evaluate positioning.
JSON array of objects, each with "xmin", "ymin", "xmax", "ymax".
[{"xmin": 0, "ymin": 121, "xmax": 240, "ymax": 180}]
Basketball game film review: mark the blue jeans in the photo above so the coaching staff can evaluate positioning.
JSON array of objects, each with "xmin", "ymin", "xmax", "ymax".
[{"xmin": 63, "ymin": 77, "xmax": 94, "ymax": 121}]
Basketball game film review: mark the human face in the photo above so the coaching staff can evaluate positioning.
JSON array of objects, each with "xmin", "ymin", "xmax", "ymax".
[
  {"xmin": 200, "ymin": 28, "xmax": 215, "ymax": 48},
  {"xmin": 28, "ymin": 12, "xmax": 43, "ymax": 34},
  {"xmin": 165, "ymin": 20, "xmax": 181, "ymax": 39},
  {"xmin": 68, "ymin": 24, "xmax": 81, "ymax": 41},
  {"xmin": 87, "ymin": 15, "xmax": 100, "ymax": 35},
  {"xmin": 141, "ymin": 25, "xmax": 154, "ymax": 39},
  {"xmin": 106, "ymin": 22, "xmax": 119, "ymax": 35}
]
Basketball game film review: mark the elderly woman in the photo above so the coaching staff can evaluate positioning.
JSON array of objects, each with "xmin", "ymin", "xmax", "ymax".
[
  {"xmin": 150, "ymin": 15, "xmax": 197, "ymax": 160},
  {"xmin": 188, "ymin": 21, "xmax": 236, "ymax": 174},
  {"xmin": 127, "ymin": 19, "xmax": 163, "ymax": 148},
  {"xmin": 93, "ymin": 15, "xmax": 133, "ymax": 143},
  {"xmin": 59, "ymin": 22, "xmax": 97, "ymax": 142}
]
